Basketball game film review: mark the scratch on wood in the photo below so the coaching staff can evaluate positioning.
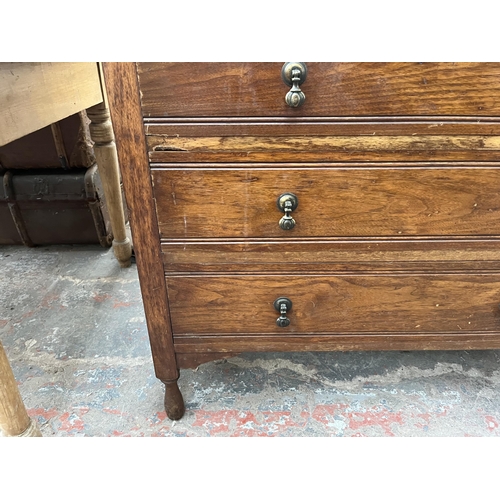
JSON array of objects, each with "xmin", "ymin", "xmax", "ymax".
[
  {"xmin": 171, "ymin": 181, "xmax": 177, "ymax": 205},
  {"xmin": 148, "ymin": 133, "xmax": 180, "ymax": 138},
  {"xmin": 154, "ymin": 146, "xmax": 188, "ymax": 152}
]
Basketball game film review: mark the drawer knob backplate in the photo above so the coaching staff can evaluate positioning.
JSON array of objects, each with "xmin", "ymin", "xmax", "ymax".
[
  {"xmin": 281, "ymin": 62, "xmax": 307, "ymax": 108},
  {"xmin": 277, "ymin": 192, "xmax": 298, "ymax": 230},
  {"xmin": 274, "ymin": 297, "xmax": 293, "ymax": 327}
]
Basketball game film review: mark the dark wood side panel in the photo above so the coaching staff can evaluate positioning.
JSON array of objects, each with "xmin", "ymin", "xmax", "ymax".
[
  {"xmin": 101, "ymin": 62, "xmax": 179, "ymax": 381},
  {"xmin": 173, "ymin": 333, "xmax": 500, "ymax": 353},
  {"xmin": 151, "ymin": 167, "xmax": 500, "ymax": 238},
  {"xmin": 137, "ymin": 63, "xmax": 500, "ymax": 118},
  {"xmin": 161, "ymin": 239, "xmax": 500, "ymax": 273},
  {"xmin": 166, "ymin": 274, "xmax": 500, "ymax": 335}
]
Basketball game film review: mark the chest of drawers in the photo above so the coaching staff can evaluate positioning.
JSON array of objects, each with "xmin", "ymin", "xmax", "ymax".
[{"xmin": 103, "ymin": 63, "xmax": 500, "ymax": 420}]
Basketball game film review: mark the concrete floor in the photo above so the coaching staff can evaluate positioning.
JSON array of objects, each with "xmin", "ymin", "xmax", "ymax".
[{"xmin": 1, "ymin": 244, "xmax": 500, "ymax": 437}]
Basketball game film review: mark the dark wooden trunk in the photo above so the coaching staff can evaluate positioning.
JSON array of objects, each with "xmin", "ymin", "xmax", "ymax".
[{"xmin": 0, "ymin": 167, "xmax": 112, "ymax": 247}]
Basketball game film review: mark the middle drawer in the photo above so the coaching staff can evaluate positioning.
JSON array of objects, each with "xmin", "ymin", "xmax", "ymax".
[{"xmin": 151, "ymin": 167, "xmax": 500, "ymax": 239}]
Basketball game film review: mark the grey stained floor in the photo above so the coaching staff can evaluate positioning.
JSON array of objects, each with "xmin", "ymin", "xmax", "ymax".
[{"xmin": 1, "ymin": 244, "xmax": 500, "ymax": 437}]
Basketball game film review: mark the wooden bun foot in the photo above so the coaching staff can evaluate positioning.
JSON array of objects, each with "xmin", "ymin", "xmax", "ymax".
[{"xmin": 163, "ymin": 379, "xmax": 185, "ymax": 420}]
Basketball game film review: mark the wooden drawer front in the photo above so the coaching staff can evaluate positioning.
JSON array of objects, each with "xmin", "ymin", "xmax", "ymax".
[
  {"xmin": 137, "ymin": 63, "xmax": 500, "ymax": 118},
  {"xmin": 161, "ymin": 240, "xmax": 500, "ymax": 273},
  {"xmin": 152, "ymin": 167, "xmax": 500, "ymax": 239},
  {"xmin": 167, "ymin": 274, "xmax": 500, "ymax": 335},
  {"xmin": 146, "ymin": 123, "xmax": 500, "ymax": 164}
]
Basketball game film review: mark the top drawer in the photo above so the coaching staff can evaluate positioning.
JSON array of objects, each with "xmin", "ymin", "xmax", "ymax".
[{"xmin": 137, "ymin": 63, "xmax": 500, "ymax": 118}]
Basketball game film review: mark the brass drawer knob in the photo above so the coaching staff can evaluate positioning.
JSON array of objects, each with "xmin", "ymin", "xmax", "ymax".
[
  {"xmin": 277, "ymin": 192, "xmax": 298, "ymax": 230},
  {"xmin": 281, "ymin": 62, "xmax": 307, "ymax": 108},
  {"xmin": 274, "ymin": 297, "xmax": 292, "ymax": 327}
]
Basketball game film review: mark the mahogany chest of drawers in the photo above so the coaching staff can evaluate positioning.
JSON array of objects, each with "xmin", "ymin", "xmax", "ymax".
[{"xmin": 104, "ymin": 63, "xmax": 500, "ymax": 419}]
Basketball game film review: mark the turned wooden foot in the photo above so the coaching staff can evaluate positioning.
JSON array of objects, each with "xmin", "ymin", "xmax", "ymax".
[
  {"xmin": 112, "ymin": 238, "xmax": 133, "ymax": 268},
  {"xmin": 163, "ymin": 379, "xmax": 185, "ymax": 420}
]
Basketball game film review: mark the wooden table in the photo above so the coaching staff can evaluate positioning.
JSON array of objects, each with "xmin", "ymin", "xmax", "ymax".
[
  {"xmin": 0, "ymin": 62, "xmax": 131, "ymax": 267},
  {"xmin": 0, "ymin": 62, "xmax": 132, "ymax": 436}
]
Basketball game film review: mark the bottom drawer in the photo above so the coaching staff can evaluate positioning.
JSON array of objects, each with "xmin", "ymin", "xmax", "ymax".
[{"xmin": 167, "ymin": 274, "xmax": 500, "ymax": 335}]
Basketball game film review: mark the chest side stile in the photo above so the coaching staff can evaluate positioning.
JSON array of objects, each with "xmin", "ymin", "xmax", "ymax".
[{"xmin": 101, "ymin": 63, "xmax": 184, "ymax": 418}]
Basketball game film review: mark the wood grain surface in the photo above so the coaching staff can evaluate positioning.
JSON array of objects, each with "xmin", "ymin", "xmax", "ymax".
[
  {"xmin": 166, "ymin": 274, "xmax": 500, "ymax": 335},
  {"xmin": 146, "ymin": 121, "xmax": 500, "ymax": 137},
  {"xmin": 151, "ymin": 167, "xmax": 500, "ymax": 238},
  {"xmin": 147, "ymin": 133, "xmax": 500, "ymax": 163},
  {"xmin": 173, "ymin": 333, "xmax": 500, "ymax": 353},
  {"xmin": 102, "ymin": 61, "xmax": 500, "ymax": 416},
  {"xmin": 161, "ymin": 239, "xmax": 500, "ymax": 273},
  {"xmin": 0, "ymin": 62, "xmax": 103, "ymax": 146},
  {"xmin": 102, "ymin": 62, "xmax": 179, "ymax": 381},
  {"xmin": 137, "ymin": 63, "xmax": 500, "ymax": 118}
]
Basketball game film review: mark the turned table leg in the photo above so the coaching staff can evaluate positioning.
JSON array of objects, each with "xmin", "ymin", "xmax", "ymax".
[
  {"xmin": 87, "ymin": 102, "xmax": 132, "ymax": 268},
  {"xmin": 0, "ymin": 341, "xmax": 42, "ymax": 437},
  {"xmin": 162, "ymin": 378, "xmax": 185, "ymax": 420}
]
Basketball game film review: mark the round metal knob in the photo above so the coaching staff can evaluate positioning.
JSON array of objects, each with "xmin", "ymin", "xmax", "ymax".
[
  {"xmin": 285, "ymin": 84, "xmax": 305, "ymax": 108},
  {"xmin": 279, "ymin": 215, "xmax": 295, "ymax": 230},
  {"xmin": 276, "ymin": 316, "xmax": 291, "ymax": 328}
]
